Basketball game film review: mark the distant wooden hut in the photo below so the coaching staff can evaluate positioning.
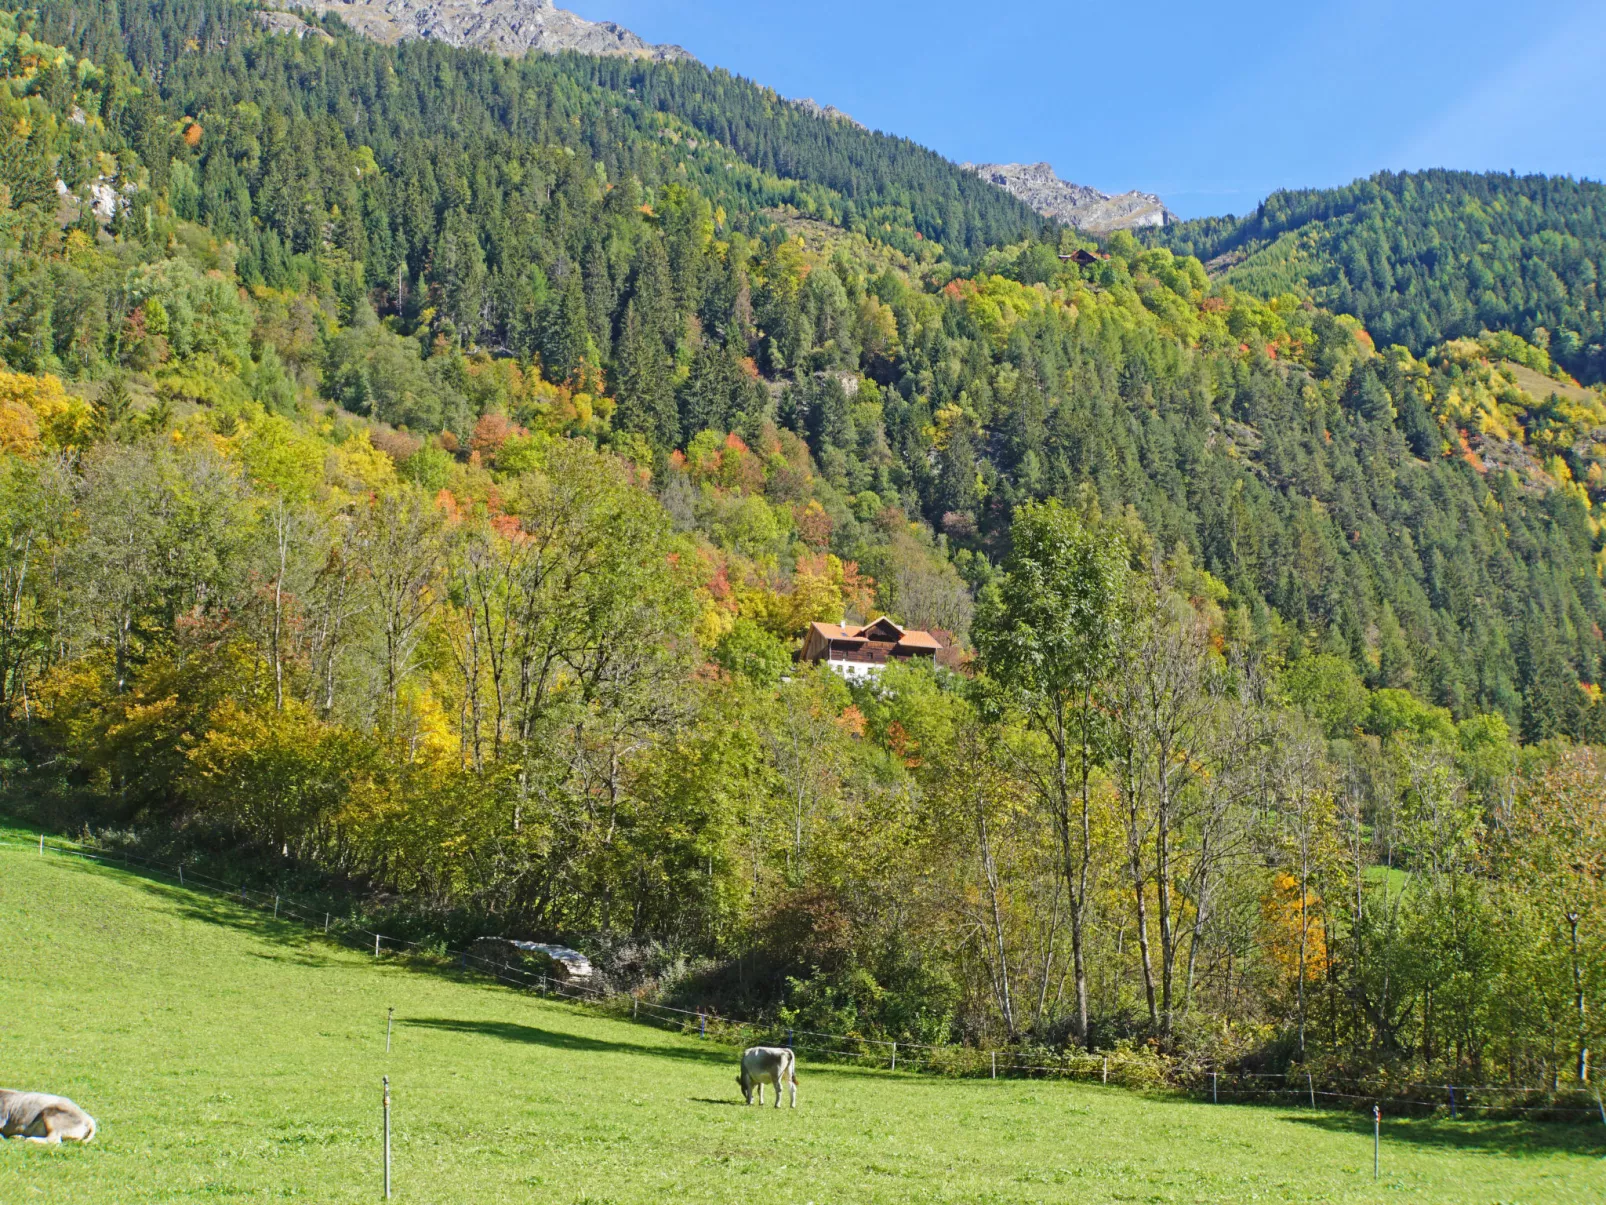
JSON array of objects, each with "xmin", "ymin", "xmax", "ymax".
[{"xmin": 1057, "ymin": 248, "xmax": 1108, "ymax": 266}]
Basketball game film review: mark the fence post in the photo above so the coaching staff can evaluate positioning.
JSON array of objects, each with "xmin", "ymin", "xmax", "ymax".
[
  {"xmin": 178, "ymin": 863, "xmax": 184, "ymax": 887},
  {"xmin": 632, "ymin": 997, "xmax": 638, "ymax": 1020},
  {"xmin": 991, "ymin": 1052, "xmax": 996, "ymax": 1080},
  {"xmin": 1212, "ymin": 1071, "xmax": 1218, "ymax": 1104},
  {"xmin": 891, "ymin": 1042, "xmax": 897, "ymax": 1073},
  {"xmin": 274, "ymin": 894, "xmax": 280, "ymax": 919},
  {"xmin": 1448, "ymin": 1086, "xmax": 1456, "ymax": 1119},
  {"xmin": 386, "ymin": 1007, "xmax": 394, "ymax": 1054},
  {"xmin": 326, "ymin": 913, "xmax": 331, "ymax": 935},
  {"xmin": 374, "ymin": 934, "xmax": 380, "ymax": 957},
  {"xmin": 785, "ymin": 1029, "xmax": 793, "ymax": 1049},
  {"xmin": 38, "ymin": 833, "xmax": 43, "ymax": 855},
  {"xmin": 1102, "ymin": 1056, "xmax": 1108, "ymax": 1085},
  {"xmin": 1595, "ymin": 1088, "xmax": 1605, "ymax": 1126},
  {"xmin": 1307, "ymin": 1071, "xmax": 1315, "ymax": 1108},
  {"xmin": 1373, "ymin": 1105, "xmax": 1380, "ymax": 1181},
  {"xmin": 382, "ymin": 1076, "xmax": 392, "ymax": 1200},
  {"xmin": 699, "ymin": 1011, "xmax": 706, "ymax": 1038}
]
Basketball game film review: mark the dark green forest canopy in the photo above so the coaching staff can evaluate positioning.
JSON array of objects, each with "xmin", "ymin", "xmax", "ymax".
[
  {"xmin": 1155, "ymin": 170, "xmax": 1606, "ymax": 385},
  {"xmin": 32, "ymin": 0, "xmax": 1042, "ymax": 259},
  {"xmin": 7, "ymin": 1, "xmax": 1606, "ymax": 743}
]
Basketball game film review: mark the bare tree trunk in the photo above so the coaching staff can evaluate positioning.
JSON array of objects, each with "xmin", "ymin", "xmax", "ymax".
[{"xmin": 975, "ymin": 800, "xmax": 1016, "ymax": 1037}]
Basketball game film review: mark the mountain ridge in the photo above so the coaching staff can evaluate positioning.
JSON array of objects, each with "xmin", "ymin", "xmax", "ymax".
[
  {"xmin": 964, "ymin": 161, "xmax": 1175, "ymax": 233},
  {"xmin": 276, "ymin": 0, "xmax": 694, "ymax": 60}
]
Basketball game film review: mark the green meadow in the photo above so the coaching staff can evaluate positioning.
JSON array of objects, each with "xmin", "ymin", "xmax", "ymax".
[{"xmin": 1, "ymin": 831, "xmax": 1601, "ymax": 1204}]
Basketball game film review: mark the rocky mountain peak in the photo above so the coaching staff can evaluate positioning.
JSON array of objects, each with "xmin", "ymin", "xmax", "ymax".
[
  {"xmin": 963, "ymin": 161, "xmax": 1175, "ymax": 234},
  {"xmin": 276, "ymin": 0, "xmax": 694, "ymax": 62}
]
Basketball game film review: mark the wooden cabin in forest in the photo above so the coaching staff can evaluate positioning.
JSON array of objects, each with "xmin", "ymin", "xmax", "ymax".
[{"xmin": 798, "ymin": 617, "xmax": 961, "ymax": 680}]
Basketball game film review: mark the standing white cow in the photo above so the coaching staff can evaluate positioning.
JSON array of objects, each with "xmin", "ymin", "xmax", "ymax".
[
  {"xmin": 736, "ymin": 1046, "xmax": 798, "ymax": 1108},
  {"xmin": 0, "ymin": 1089, "xmax": 97, "ymax": 1144}
]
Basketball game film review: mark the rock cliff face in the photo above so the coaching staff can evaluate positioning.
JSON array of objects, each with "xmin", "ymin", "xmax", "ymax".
[
  {"xmin": 963, "ymin": 162, "xmax": 1175, "ymax": 233},
  {"xmin": 276, "ymin": 0, "xmax": 693, "ymax": 61}
]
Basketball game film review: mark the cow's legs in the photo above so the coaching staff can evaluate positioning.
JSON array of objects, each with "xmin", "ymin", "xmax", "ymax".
[
  {"xmin": 773, "ymin": 1075, "xmax": 782, "ymax": 1108},
  {"xmin": 787, "ymin": 1073, "xmax": 797, "ymax": 1108},
  {"xmin": 755, "ymin": 1083, "xmax": 764, "ymax": 1106}
]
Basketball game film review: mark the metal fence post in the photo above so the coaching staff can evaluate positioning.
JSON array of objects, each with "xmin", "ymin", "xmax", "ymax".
[
  {"xmin": 38, "ymin": 833, "xmax": 43, "ymax": 855},
  {"xmin": 386, "ymin": 1007, "xmax": 394, "ymax": 1054},
  {"xmin": 1102, "ymin": 1055, "xmax": 1108, "ymax": 1085},
  {"xmin": 1373, "ymin": 1105, "xmax": 1380, "ymax": 1181},
  {"xmin": 374, "ymin": 934, "xmax": 380, "ymax": 957},
  {"xmin": 274, "ymin": 893, "xmax": 280, "ymax": 919},
  {"xmin": 991, "ymin": 1052, "xmax": 996, "ymax": 1079},
  {"xmin": 1307, "ymin": 1071, "xmax": 1315, "ymax": 1108},
  {"xmin": 785, "ymin": 1029, "xmax": 793, "ymax": 1049},
  {"xmin": 178, "ymin": 863, "xmax": 184, "ymax": 887},
  {"xmin": 1212, "ymin": 1071, "xmax": 1218, "ymax": 1104},
  {"xmin": 1448, "ymin": 1086, "xmax": 1456, "ymax": 1119},
  {"xmin": 891, "ymin": 1042, "xmax": 897, "ymax": 1072},
  {"xmin": 382, "ymin": 1076, "xmax": 392, "ymax": 1199}
]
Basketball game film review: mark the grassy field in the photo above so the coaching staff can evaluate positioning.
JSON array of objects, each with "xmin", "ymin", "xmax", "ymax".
[{"xmin": 1, "ymin": 832, "xmax": 1602, "ymax": 1204}]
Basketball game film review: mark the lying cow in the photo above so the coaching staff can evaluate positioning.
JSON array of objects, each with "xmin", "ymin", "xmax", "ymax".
[
  {"xmin": 0, "ymin": 1089, "xmax": 97, "ymax": 1144},
  {"xmin": 737, "ymin": 1046, "xmax": 798, "ymax": 1108}
]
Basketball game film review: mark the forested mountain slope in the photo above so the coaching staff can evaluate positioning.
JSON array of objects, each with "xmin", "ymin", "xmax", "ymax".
[
  {"xmin": 1156, "ymin": 170, "xmax": 1606, "ymax": 385},
  {"xmin": 35, "ymin": 0, "xmax": 1040, "ymax": 262},
  {"xmin": 8, "ymin": 1, "xmax": 1606, "ymax": 740}
]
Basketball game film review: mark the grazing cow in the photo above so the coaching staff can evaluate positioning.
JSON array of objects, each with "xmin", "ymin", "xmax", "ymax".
[
  {"xmin": 736, "ymin": 1046, "xmax": 798, "ymax": 1108},
  {"xmin": 0, "ymin": 1089, "xmax": 97, "ymax": 1145}
]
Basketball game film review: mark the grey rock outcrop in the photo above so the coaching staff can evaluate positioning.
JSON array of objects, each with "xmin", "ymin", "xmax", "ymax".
[
  {"xmin": 256, "ymin": 10, "xmax": 336, "ymax": 41},
  {"xmin": 963, "ymin": 162, "xmax": 1175, "ymax": 233},
  {"xmin": 276, "ymin": 0, "xmax": 694, "ymax": 61},
  {"xmin": 790, "ymin": 97, "xmax": 865, "ymax": 130}
]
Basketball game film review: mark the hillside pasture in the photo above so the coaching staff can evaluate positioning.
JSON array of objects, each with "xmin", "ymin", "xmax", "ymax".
[{"xmin": 0, "ymin": 835, "xmax": 1601, "ymax": 1204}]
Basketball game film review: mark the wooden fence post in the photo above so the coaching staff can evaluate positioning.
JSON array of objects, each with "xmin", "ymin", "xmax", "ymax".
[
  {"xmin": 374, "ymin": 934, "xmax": 380, "ymax": 957},
  {"xmin": 1307, "ymin": 1071, "xmax": 1315, "ymax": 1108},
  {"xmin": 1102, "ymin": 1055, "xmax": 1108, "ymax": 1085},
  {"xmin": 991, "ymin": 1052, "xmax": 996, "ymax": 1080},
  {"xmin": 891, "ymin": 1042, "xmax": 897, "ymax": 1072}
]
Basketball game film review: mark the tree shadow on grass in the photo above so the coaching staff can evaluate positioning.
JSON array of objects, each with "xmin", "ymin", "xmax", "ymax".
[
  {"xmin": 1284, "ymin": 1109, "xmax": 1606, "ymax": 1159},
  {"xmin": 404, "ymin": 1017, "xmax": 736, "ymax": 1068}
]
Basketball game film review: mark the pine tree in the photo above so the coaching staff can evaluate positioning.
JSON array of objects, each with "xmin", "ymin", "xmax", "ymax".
[
  {"xmin": 614, "ymin": 301, "xmax": 677, "ymax": 450},
  {"xmin": 540, "ymin": 271, "xmax": 594, "ymax": 386}
]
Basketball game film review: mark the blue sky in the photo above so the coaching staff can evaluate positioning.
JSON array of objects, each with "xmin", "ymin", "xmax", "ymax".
[{"xmin": 567, "ymin": 0, "xmax": 1606, "ymax": 219}]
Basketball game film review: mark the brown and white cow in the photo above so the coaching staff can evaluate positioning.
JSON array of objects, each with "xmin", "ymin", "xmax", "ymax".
[
  {"xmin": 736, "ymin": 1046, "xmax": 798, "ymax": 1108},
  {"xmin": 0, "ymin": 1089, "xmax": 98, "ymax": 1144}
]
